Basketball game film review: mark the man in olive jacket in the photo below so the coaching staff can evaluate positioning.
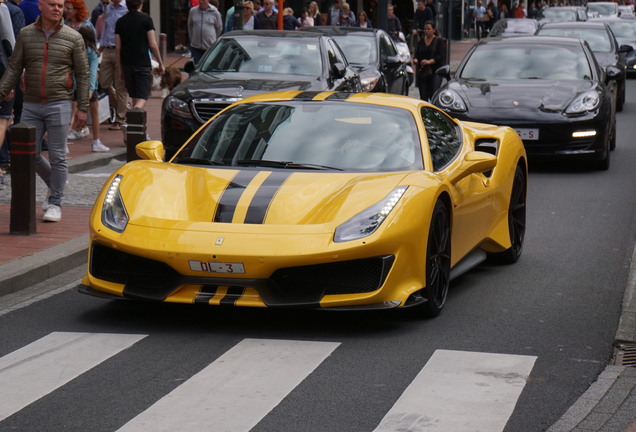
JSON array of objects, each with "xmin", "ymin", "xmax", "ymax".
[{"xmin": 0, "ymin": 0, "xmax": 89, "ymax": 222}]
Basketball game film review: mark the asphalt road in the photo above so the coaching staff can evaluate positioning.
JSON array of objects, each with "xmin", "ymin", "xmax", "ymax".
[{"xmin": 0, "ymin": 80, "xmax": 635, "ymax": 431}]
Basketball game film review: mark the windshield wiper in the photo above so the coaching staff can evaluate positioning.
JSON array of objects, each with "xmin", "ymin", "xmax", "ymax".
[
  {"xmin": 237, "ymin": 159, "xmax": 343, "ymax": 171},
  {"xmin": 174, "ymin": 157, "xmax": 225, "ymax": 166}
]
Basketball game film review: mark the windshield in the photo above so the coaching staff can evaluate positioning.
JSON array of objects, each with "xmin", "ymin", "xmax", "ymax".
[
  {"xmin": 460, "ymin": 44, "xmax": 592, "ymax": 80},
  {"xmin": 587, "ymin": 3, "xmax": 618, "ymax": 16},
  {"xmin": 607, "ymin": 21, "xmax": 636, "ymax": 38},
  {"xmin": 491, "ymin": 20, "xmax": 537, "ymax": 36},
  {"xmin": 199, "ymin": 36, "xmax": 323, "ymax": 76},
  {"xmin": 177, "ymin": 101, "xmax": 423, "ymax": 172},
  {"xmin": 330, "ymin": 34, "xmax": 377, "ymax": 65},
  {"xmin": 540, "ymin": 9, "xmax": 577, "ymax": 21},
  {"xmin": 537, "ymin": 27, "xmax": 612, "ymax": 52}
]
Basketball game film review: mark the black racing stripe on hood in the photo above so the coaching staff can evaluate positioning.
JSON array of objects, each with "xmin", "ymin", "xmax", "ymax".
[
  {"xmin": 220, "ymin": 286, "xmax": 245, "ymax": 306},
  {"xmin": 325, "ymin": 92, "xmax": 354, "ymax": 100},
  {"xmin": 292, "ymin": 91, "xmax": 322, "ymax": 100},
  {"xmin": 214, "ymin": 171, "xmax": 260, "ymax": 223},
  {"xmin": 244, "ymin": 171, "xmax": 292, "ymax": 224}
]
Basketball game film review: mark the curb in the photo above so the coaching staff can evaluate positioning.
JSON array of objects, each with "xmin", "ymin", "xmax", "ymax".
[
  {"xmin": 0, "ymin": 235, "xmax": 88, "ymax": 297},
  {"xmin": 616, "ymin": 244, "xmax": 636, "ymax": 343},
  {"xmin": 68, "ymin": 147, "xmax": 127, "ymax": 174}
]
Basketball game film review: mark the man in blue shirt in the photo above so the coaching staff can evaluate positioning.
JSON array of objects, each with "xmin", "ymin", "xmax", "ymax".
[
  {"xmin": 97, "ymin": 0, "xmax": 128, "ymax": 130},
  {"xmin": 473, "ymin": 0, "xmax": 486, "ymax": 40}
]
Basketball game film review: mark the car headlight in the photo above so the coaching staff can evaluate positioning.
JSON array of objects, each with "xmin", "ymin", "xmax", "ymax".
[
  {"xmin": 166, "ymin": 95, "xmax": 192, "ymax": 118},
  {"xmin": 334, "ymin": 186, "xmax": 408, "ymax": 243},
  {"xmin": 101, "ymin": 175, "xmax": 129, "ymax": 233},
  {"xmin": 565, "ymin": 91, "xmax": 601, "ymax": 114},
  {"xmin": 435, "ymin": 89, "xmax": 467, "ymax": 112},
  {"xmin": 360, "ymin": 75, "xmax": 381, "ymax": 92}
]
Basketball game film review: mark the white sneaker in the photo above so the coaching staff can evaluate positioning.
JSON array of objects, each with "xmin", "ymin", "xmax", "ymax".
[
  {"xmin": 43, "ymin": 204, "xmax": 62, "ymax": 222},
  {"xmin": 67, "ymin": 129, "xmax": 82, "ymax": 140},
  {"xmin": 92, "ymin": 141, "xmax": 110, "ymax": 152},
  {"xmin": 79, "ymin": 127, "xmax": 90, "ymax": 138}
]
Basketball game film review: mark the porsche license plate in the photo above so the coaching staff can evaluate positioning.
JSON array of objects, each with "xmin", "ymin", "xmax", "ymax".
[
  {"xmin": 189, "ymin": 261, "xmax": 245, "ymax": 274},
  {"xmin": 515, "ymin": 128, "xmax": 539, "ymax": 141}
]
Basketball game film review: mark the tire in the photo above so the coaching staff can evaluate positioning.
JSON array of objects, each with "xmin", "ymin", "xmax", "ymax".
[
  {"xmin": 617, "ymin": 79, "xmax": 625, "ymax": 112},
  {"xmin": 418, "ymin": 200, "xmax": 451, "ymax": 318},
  {"xmin": 492, "ymin": 163, "xmax": 526, "ymax": 264},
  {"xmin": 610, "ymin": 116, "xmax": 617, "ymax": 151},
  {"xmin": 595, "ymin": 130, "xmax": 611, "ymax": 170}
]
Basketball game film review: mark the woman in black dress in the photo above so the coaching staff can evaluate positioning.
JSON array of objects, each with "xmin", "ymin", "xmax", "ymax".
[{"xmin": 413, "ymin": 21, "xmax": 444, "ymax": 101}]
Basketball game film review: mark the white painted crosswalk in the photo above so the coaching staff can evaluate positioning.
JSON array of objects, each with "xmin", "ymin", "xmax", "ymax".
[
  {"xmin": 0, "ymin": 332, "xmax": 146, "ymax": 421},
  {"xmin": 373, "ymin": 350, "xmax": 537, "ymax": 432},
  {"xmin": 0, "ymin": 333, "xmax": 537, "ymax": 431},
  {"xmin": 117, "ymin": 338, "xmax": 340, "ymax": 432}
]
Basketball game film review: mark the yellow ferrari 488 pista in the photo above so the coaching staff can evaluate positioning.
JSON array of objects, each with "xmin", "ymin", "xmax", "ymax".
[{"xmin": 79, "ymin": 91, "xmax": 527, "ymax": 318}]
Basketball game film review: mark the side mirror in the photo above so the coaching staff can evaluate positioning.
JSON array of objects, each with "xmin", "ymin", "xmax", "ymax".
[
  {"xmin": 385, "ymin": 55, "xmax": 403, "ymax": 66},
  {"xmin": 332, "ymin": 62, "xmax": 347, "ymax": 78},
  {"xmin": 447, "ymin": 151, "xmax": 497, "ymax": 184},
  {"xmin": 184, "ymin": 59, "xmax": 195, "ymax": 74},
  {"xmin": 136, "ymin": 140, "xmax": 165, "ymax": 162},
  {"xmin": 619, "ymin": 44, "xmax": 634, "ymax": 54},
  {"xmin": 436, "ymin": 64, "xmax": 451, "ymax": 80},
  {"xmin": 605, "ymin": 65, "xmax": 622, "ymax": 79}
]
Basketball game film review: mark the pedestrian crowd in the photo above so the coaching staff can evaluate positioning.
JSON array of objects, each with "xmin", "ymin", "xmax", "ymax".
[
  {"xmin": 0, "ymin": 0, "xmax": 443, "ymax": 223},
  {"xmin": 0, "ymin": 0, "xmax": 164, "ymax": 222}
]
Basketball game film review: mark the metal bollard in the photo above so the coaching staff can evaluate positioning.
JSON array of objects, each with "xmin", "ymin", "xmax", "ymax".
[
  {"xmin": 160, "ymin": 33, "xmax": 167, "ymax": 63},
  {"xmin": 125, "ymin": 108, "xmax": 147, "ymax": 162},
  {"xmin": 9, "ymin": 123, "xmax": 36, "ymax": 235}
]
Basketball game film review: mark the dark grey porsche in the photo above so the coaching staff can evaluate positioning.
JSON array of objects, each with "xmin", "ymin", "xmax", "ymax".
[
  {"xmin": 432, "ymin": 36, "xmax": 616, "ymax": 170},
  {"xmin": 161, "ymin": 30, "xmax": 362, "ymax": 159}
]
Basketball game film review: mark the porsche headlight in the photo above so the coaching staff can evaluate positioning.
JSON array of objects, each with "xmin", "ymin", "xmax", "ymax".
[
  {"xmin": 101, "ymin": 175, "xmax": 129, "ymax": 233},
  {"xmin": 166, "ymin": 95, "xmax": 192, "ymax": 118},
  {"xmin": 565, "ymin": 91, "xmax": 600, "ymax": 114},
  {"xmin": 435, "ymin": 89, "xmax": 467, "ymax": 112},
  {"xmin": 360, "ymin": 74, "xmax": 381, "ymax": 92},
  {"xmin": 334, "ymin": 186, "xmax": 408, "ymax": 243}
]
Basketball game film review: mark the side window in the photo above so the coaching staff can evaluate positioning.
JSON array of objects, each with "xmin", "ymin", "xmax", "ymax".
[
  {"xmin": 379, "ymin": 34, "xmax": 398, "ymax": 59},
  {"xmin": 325, "ymin": 41, "xmax": 338, "ymax": 68},
  {"xmin": 421, "ymin": 107, "xmax": 462, "ymax": 171},
  {"xmin": 328, "ymin": 40, "xmax": 347, "ymax": 66}
]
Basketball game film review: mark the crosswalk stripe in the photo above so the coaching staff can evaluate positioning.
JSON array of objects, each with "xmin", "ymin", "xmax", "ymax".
[
  {"xmin": 373, "ymin": 349, "xmax": 537, "ymax": 432},
  {"xmin": 0, "ymin": 332, "xmax": 146, "ymax": 421},
  {"xmin": 117, "ymin": 338, "xmax": 340, "ymax": 432}
]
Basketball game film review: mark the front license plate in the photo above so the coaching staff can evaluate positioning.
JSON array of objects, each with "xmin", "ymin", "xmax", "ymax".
[
  {"xmin": 515, "ymin": 128, "xmax": 539, "ymax": 141},
  {"xmin": 189, "ymin": 261, "xmax": 245, "ymax": 274}
]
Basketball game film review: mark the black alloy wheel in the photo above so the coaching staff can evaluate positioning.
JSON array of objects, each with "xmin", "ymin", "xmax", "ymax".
[
  {"xmin": 420, "ymin": 200, "xmax": 451, "ymax": 318},
  {"xmin": 493, "ymin": 163, "xmax": 527, "ymax": 263}
]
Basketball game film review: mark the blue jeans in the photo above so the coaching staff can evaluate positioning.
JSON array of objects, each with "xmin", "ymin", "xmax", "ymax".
[
  {"xmin": 190, "ymin": 47, "xmax": 207, "ymax": 67},
  {"xmin": 21, "ymin": 101, "xmax": 73, "ymax": 207}
]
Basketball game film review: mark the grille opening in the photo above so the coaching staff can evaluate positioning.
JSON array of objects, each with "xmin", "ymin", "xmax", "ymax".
[{"xmin": 613, "ymin": 343, "xmax": 636, "ymax": 367}]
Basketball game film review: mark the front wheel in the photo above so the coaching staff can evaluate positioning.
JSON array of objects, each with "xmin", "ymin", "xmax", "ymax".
[
  {"xmin": 418, "ymin": 200, "xmax": 451, "ymax": 318},
  {"xmin": 492, "ymin": 163, "xmax": 526, "ymax": 263}
]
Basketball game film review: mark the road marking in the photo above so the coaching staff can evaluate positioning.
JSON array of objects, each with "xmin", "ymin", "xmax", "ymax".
[
  {"xmin": 0, "ymin": 332, "xmax": 146, "ymax": 421},
  {"xmin": 374, "ymin": 349, "xmax": 537, "ymax": 432},
  {"xmin": 117, "ymin": 338, "xmax": 340, "ymax": 432}
]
